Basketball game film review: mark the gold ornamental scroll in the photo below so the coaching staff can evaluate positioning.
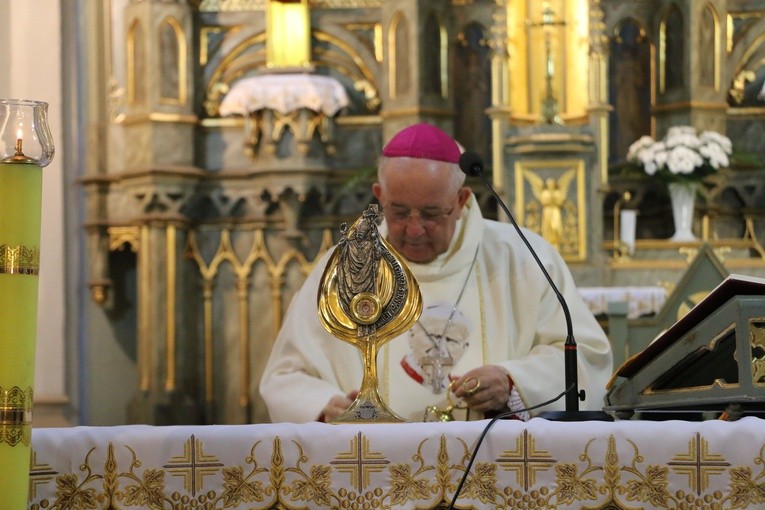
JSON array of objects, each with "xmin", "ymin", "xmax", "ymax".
[
  {"xmin": 318, "ymin": 205, "xmax": 422, "ymax": 423},
  {"xmin": 0, "ymin": 99, "xmax": 53, "ymax": 509}
]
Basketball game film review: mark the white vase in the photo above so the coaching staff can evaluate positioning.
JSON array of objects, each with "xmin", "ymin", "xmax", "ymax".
[{"xmin": 667, "ymin": 182, "xmax": 698, "ymax": 242}]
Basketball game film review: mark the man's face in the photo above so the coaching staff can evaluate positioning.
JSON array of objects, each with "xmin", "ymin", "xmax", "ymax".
[{"xmin": 373, "ymin": 157, "xmax": 470, "ymax": 263}]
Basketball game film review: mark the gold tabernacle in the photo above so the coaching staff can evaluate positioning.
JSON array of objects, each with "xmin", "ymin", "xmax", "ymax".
[{"xmin": 317, "ymin": 205, "xmax": 422, "ymax": 423}]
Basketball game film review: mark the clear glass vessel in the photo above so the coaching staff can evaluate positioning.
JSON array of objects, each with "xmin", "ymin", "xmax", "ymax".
[{"xmin": 0, "ymin": 98, "xmax": 54, "ymax": 166}]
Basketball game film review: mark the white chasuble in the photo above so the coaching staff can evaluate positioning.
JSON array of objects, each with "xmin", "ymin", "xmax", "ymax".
[{"xmin": 259, "ymin": 194, "xmax": 613, "ymax": 423}]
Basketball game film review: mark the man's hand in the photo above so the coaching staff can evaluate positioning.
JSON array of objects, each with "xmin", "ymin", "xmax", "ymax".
[
  {"xmin": 452, "ymin": 365, "xmax": 512, "ymax": 413},
  {"xmin": 319, "ymin": 390, "xmax": 359, "ymax": 422}
]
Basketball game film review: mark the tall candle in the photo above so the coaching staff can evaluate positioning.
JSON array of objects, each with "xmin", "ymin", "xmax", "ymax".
[
  {"xmin": 0, "ymin": 98, "xmax": 53, "ymax": 509},
  {"xmin": 0, "ymin": 158, "xmax": 42, "ymax": 509},
  {"xmin": 619, "ymin": 209, "xmax": 637, "ymax": 256}
]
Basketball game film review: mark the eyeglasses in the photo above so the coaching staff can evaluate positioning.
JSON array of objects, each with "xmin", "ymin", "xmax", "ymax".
[{"xmin": 384, "ymin": 205, "xmax": 455, "ymax": 226}]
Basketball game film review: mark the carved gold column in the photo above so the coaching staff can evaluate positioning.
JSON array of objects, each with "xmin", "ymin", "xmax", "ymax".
[
  {"xmin": 488, "ymin": 0, "xmax": 512, "ymax": 195},
  {"xmin": 587, "ymin": 0, "xmax": 611, "ymax": 187},
  {"xmin": 128, "ymin": 218, "xmax": 199, "ymax": 425},
  {"xmin": 121, "ymin": 0, "xmax": 200, "ymax": 425}
]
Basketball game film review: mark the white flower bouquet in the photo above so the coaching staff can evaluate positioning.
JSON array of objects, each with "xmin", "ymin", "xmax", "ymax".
[{"xmin": 626, "ymin": 126, "xmax": 732, "ymax": 184}]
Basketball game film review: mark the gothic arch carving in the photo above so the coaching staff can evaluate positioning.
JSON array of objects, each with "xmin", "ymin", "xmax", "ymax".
[
  {"xmin": 454, "ymin": 22, "xmax": 490, "ymax": 158},
  {"xmin": 388, "ymin": 11, "xmax": 409, "ymax": 99},
  {"xmin": 698, "ymin": 3, "xmax": 719, "ymax": 90},
  {"xmin": 127, "ymin": 19, "xmax": 147, "ymax": 105},
  {"xmin": 659, "ymin": 3, "xmax": 685, "ymax": 93},
  {"xmin": 727, "ymin": 17, "xmax": 765, "ymax": 106},
  {"xmin": 159, "ymin": 16, "xmax": 187, "ymax": 105},
  {"xmin": 312, "ymin": 26, "xmax": 381, "ymax": 112},
  {"xmin": 609, "ymin": 17, "xmax": 651, "ymax": 162},
  {"xmin": 203, "ymin": 28, "xmax": 379, "ymax": 116},
  {"xmin": 422, "ymin": 11, "xmax": 444, "ymax": 98}
]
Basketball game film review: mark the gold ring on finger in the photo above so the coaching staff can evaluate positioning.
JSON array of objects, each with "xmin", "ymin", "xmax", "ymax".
[{"xmin": 461, "ymin": 377, "xmax": 481, "ymax": 396}]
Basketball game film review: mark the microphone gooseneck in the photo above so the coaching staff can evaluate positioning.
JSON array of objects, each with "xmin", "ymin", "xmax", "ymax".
[
  {"xmin": 446, "ymin": 152, "xmax": 611, "ymax": 510},
  {"xmin": 459, "ymin": 151, "xmax": 604, "ymax": 419}
]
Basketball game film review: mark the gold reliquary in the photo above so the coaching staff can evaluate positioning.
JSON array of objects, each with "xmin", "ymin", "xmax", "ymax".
[{"xmin": 317, "ymin": 205, "xmax": 422, "ymax": 423}]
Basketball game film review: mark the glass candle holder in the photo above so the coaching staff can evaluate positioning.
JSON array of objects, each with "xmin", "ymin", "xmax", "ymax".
[{"xmin": 0, "ymin": 98, "xmax": 54, "ymax": 509}]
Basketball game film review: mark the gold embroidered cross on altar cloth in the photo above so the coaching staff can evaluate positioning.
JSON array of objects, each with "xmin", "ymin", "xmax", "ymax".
[{"xmin": 28, "ymin": 418, "xmax": 765, "ymax": 510}]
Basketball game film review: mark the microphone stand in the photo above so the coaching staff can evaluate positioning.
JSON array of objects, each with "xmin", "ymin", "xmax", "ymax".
[{"xmin": 459, "ymin": 152, "xmax": 612, "ymax": 422}]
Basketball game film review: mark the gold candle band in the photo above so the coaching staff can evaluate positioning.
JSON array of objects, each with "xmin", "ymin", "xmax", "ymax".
[
  {"xmin": 0, "ymin": 425, "xmax": 31, "ymax": 448},
  {"xmin": 0, "ymin": 407, "xmax": 30, "ymax": 425},
  {"xmin": 0, "ymin": 386, "xmax": 33, "ymax": 447},
  {"xmin": 0, "ymin": 245, "xmax": 40, "ymax": 275}
]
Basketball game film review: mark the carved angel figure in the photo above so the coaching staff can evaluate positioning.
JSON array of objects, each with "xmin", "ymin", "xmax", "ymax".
[{"xmin": 524, "ymin": 168, "xmax": 576, "ymax": 251}]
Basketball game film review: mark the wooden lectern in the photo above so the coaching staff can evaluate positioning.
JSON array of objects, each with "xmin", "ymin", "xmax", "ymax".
[{"xmin": 605, "ymin": 274, "xmax": 765, "ymax": 420}]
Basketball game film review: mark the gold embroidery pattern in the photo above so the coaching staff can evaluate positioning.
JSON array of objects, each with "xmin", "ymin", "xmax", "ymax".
[
  {"xmin": 668, "ymin": 432, "xmax": 730, "ymax": 494},
  {"xmin": 27, "ymin": 430, "xmax": 765, "ymax": 509},
  {"xmin": 163, "ymin": 434, "xmax": 224, "ymax": 495},
  {"xmin": 496, "ymin": 429, "xmax": 557, "ymax": 491},
  {"xmin": 0, "ymin": 244, "xmax": 40, "ymax": 274},
  {"xmin": 0, "ymin": 385, "xmax": 33, "ymax": 446},
  {"xmin": 29, "ymin": 450, "xmax": 58, "ymax": 500},
  {"xmin": 330, "ymin": 432, "xmax": 390, "ymax": 492}
]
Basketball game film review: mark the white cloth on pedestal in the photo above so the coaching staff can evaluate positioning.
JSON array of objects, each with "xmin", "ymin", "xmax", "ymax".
[
  {"xmin": 578, "ymin": 286, "xmax": 667, "ymax": 319},
  {"xmin": 219, "ymin": 74, "xmax": 349, "ymax": 116}
]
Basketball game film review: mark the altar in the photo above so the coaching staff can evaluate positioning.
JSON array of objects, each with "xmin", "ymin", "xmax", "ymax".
[{"xmin": 28, "ymin": 417, "xmax": 765, "ymax": 509}]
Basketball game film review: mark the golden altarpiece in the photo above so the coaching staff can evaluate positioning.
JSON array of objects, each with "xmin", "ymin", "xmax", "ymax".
[{"xmin": 77, "ymin": 0, "xmax": 765, "ymax": 426}]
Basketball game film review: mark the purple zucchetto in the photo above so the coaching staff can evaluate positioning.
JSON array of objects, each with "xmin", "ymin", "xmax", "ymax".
[{"xmin": 381, "ymin": 123, "xmax": 461, "ymax": 164}]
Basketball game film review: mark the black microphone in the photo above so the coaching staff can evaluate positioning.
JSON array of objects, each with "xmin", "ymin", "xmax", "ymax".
[{"xmin": 458, "ymin": 151, "xmax": 611, "ymax": 421}]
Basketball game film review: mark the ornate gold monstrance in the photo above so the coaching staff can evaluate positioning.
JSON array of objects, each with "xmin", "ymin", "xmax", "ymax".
[{"xmin": 318, "ymin": 205, "xmax": 422, "ymax": 423}]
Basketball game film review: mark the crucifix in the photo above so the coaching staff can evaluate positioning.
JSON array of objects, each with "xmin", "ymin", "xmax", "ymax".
[
  {"xmin": 421, "ymin": 341, "xmax": 454, "ymax": 394},
  {"xmin": 528, "ymin": 1, "xmax": 566, "ymax": 125}
]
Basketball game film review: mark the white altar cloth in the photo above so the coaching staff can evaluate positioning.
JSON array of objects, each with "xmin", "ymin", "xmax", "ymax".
[
  {"xmin": 29, "ymin": 417, "xmax": 765, "ymax": 509},
  {"xmin": 578, "ymin": 285, "xmax": 667, "ymax": 319},
  {"xmin": 219, "ymin": 74, "xmax": 349, "ymax": 117}
]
